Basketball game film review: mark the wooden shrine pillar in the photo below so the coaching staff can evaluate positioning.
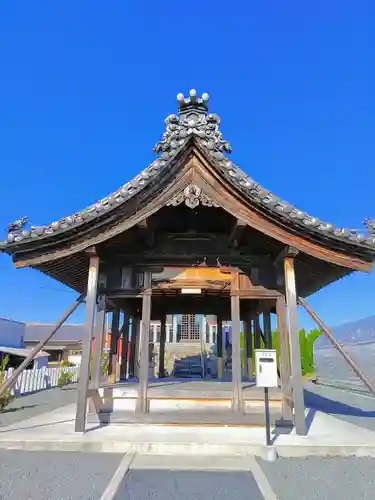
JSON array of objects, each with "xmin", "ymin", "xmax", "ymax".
[
  {"xmin": 91, "ymin": 294, "xmax": 106, "ymax": 389},
  {"xmin": 244, "ymin": 312, "xmax": 253, "ymax": 378},
  {"xmin": 231, "ymin": 273, "xmax": 243, "ymax": 412},
  {"xmin": 109, "ymin": 308, "xmax": 120, "ymax": 384},
  {"xmin": 120, "ymin": 311, "xmax": 131, "ymax": 380},
  {"xmin": 75, "ymin": 248, "xmax": 99, "ymax": 433},
  {"xmin": 284, "ymin": 252, "xmax": 306, "ymax": 436},
  {"xmin": 263, "ymin": 307, "xmax": 272, "ymax": 349},
  {"xmin": 217, "ymin": 315, "xmax": 223, "ymax": 379},
  {"xmin": 276, "ymin": 295, "xmax": 293, "ymax": 421},
  {"xmin": 254, "ymin": 308, "xmax": 261, "ymax": 350},
  {"xmin": 129, "ymin": 315, "xmax": 140, "ymax": 378},
  {"xmin": 137, "ymin": 270, "xmax": 152, "ymax": 413},
  {"xmin": 158, "ymin": 315, "xmax": 166, "ymax": 378}
]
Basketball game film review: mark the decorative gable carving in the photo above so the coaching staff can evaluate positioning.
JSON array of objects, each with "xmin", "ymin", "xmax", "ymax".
[{"xmin": 166, "ymin": 183, "xmax": 219, "ymax": 209}]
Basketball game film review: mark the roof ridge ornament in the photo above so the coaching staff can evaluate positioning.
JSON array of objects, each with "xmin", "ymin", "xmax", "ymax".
[
  {"xmin": 364, "ymin": 218, "xmax": 375, "ymax": 236},
  {"xmin": 177, "ymin": 89, "xmax": 209, "ymax": 115},
  {"xmin": 153, "ymin": 89, "xmax": 232, "ymax": 161},
  {"xmin": 166, "ymin": 183, "xmax": 219, "ymax": 210},
  {"xmin": 2, "ymin": 90, "xmax": 375, "ymax": 252}
]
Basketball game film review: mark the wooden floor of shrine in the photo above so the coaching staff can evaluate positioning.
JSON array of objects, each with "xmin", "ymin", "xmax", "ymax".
[{"xmin": 88, "ymin": 379, "xmax": 290, "ymax": 427}]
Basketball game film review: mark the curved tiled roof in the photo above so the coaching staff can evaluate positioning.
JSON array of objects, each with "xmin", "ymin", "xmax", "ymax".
[{"xmin": 2, "ymin": 89, "xmax": 375, "ymax": 251}]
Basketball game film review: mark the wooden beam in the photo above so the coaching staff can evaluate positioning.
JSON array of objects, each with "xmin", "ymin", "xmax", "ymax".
[
  {"xmin": 243, "ymin": 312, "xmax": 253, "ymax": 378},
  {"xmin": 129, "ymin": 315, "xmax": 139, "ymax": 378},
  {"xmin": 75, "ymin": 250, "xmax": 99, "ymax": 433},
  {"xmin": 137, "ymin": 218, "xmax": 155, "ymax": 248},
  {"xmin": 108, "ymin": 308, "xmax": 120, "ymax": 383},
  {"xmin": 276, "ymin": 295, "xmax": 293, "ymax": 421},
  {"xmin": 263, "ymin": 308, "xmax": 272, "ymax": 349},
  {"xmin": 102, "ymin": 253, "xmax": 273, "ymax": 268},
  {"xmin": 120, "ymin": 313, "xmax": 130, "ymax": 380},
  {"xmin": 228, "ymin": 219, "xmax": 247, "ymax": 248},
  {"xmin": 299, "ymin": 297, "xmax": 375, "ymax": 398},
  {"xmin": 253, "ymin": 309, "xmax": 261, "ymax": 350},
  {"xmin": 137, "ymin": 270, "xmax": 152, "ymax": 413},
  {"xmin": 230, "ymin": 289, "xmax": 282, "ymax": 299},
  {"xmin": 91, "ymin": 294, "xmax": 106, "ymax": 389},
  {"xmin": 217, "ymin": 315, "xmax": 223, "ymax": 378},
  {"xmin": 231, "ymin": 273, "xmax": 243, "ymax": 412},
  {"xmin": 158, "ymin": 315, "xmax": 166, "ymax": 378},
  {"xmin": 284, "ymin": 256, "xmax": 306, "ymax": 436},
  {"xmin": 273, "ymin": 246, "xmax": 299, "ymax": 268},
  {"xmin": 231, "ymin": 294, "xmax": 243, "ymax": 412}
]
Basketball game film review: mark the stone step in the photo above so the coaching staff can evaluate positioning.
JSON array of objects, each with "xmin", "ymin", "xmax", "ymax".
[
  {"xmin": 87, "ymin": 408, "xmax": 288, "ymax": 427},
  {"xmin": 90, "ymin": 393, "xmax": 282, "ymax": 414}
]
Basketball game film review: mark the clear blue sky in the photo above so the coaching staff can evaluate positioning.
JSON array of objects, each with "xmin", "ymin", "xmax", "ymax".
[{"xmin": 0, "ymin": 1, "xmax": 374, "ymax": 329}]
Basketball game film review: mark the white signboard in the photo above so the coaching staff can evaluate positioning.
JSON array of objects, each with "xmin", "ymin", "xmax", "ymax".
[
  {"xmin": 255, "ymin": 349, "xmax": 278, "ymax": 388},
  {"xmin": 181, "ymin": 288, "xmax": 202, "ymax": 294}
]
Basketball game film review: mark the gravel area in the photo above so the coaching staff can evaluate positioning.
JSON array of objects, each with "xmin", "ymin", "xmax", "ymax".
[
  {"xmin": 258, "ymin": 457, "xmax": 375, "ymax": 500},
  {"xmin": 0, "ymin": 450, "xmax": 123, "ymax": 500},
  {"xmin": 0, "ymin": 385, "xmax": 77, "ymax": 428},
  {"xmin": 114, "ymin": 470, "xmax": 264, "ymax": 500}
]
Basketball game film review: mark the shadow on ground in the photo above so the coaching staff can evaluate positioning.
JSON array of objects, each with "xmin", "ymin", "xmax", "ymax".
[
  {"xmin": 2, "ymin": 405, "xmax": 38, "ymax": 414},
  {"xmin": 304, "ymin": 384, "xmax": 375, "ymax": 432},
  {"xmin": 304, "ymin": 389, "xmax": 375, "ymax": 418}
]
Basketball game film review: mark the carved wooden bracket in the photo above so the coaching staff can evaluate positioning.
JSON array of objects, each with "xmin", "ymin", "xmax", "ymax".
[{"xmin": 166, "ymin": 183, "xmax": 219, "ymax": 209}]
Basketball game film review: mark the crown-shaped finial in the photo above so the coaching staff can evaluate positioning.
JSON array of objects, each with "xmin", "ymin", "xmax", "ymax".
[{"xmin": 177, "ymin": 89, "xmax": 209, "ymax": 115}]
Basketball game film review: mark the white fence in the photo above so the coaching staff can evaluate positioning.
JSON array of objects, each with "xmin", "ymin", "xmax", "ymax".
[{"xmin": 5, "ymin": 366, "xmax": 80, "ymax": 397}]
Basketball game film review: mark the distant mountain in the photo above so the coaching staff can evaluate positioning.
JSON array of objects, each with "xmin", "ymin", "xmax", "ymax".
[{"xmin": 315, "ymin": 314, "xmax": 375, "ymax": 348}]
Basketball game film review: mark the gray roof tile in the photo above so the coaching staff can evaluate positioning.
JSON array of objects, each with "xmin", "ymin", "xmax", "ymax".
[
  {"xmin": 1, "ymin": 89, "xmax": 375, "ymax": 252},
  {"xmin": 24, "ymin": 323, "xmax": 85, "ymax": 343}
]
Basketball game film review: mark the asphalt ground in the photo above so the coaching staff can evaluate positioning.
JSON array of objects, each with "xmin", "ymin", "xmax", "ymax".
[
  {"xmin": 1, "ymin": 384, "xmax": 375, "ymax": 499},
  {"xmin": 2, "ymin": 451, "xmax": 375, "ymax": 500},
  {"xmin": 0, "ymin": 384, "xmax": 78, "ymax": 428}
]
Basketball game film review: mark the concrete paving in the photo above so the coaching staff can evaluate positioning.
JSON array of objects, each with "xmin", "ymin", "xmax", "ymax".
[
  {"xmin": 305, "ymin": 382, "xmax": 375, "ymax": 433},
  {"xmin": 1, "ymin": 401, "xmax": 375, "ymax": 457},
  {"xmin": 113, "ymin": 469, "xmax": 265, "ymax": 500},
  {"xmin": 2, "ymin": 451, "xmax": 375, "ymax": 499},
  {"xmin": 258, "ymin": 456, "xmax": 375, "ymax": 500},
  {"xmin": 0, "ymin": 384, "xmax": 77, "ymax": 428},
  {"xmin": 0, "ymin": 449, "xmax": 122, "ymax": 500}
]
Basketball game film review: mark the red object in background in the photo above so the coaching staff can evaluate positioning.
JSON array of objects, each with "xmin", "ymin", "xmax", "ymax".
[{"xmin": 91, "ymin": 332, "xmax": 125, "ymax": 364}]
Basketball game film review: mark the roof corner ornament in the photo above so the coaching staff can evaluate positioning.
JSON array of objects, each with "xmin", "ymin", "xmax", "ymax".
[
  {"xmin": 166, "ymin": 183, "xmax": 219, "ymax": 210},
  {"xmin": 153, "ymin": 89, "xmax": 232, "ymax": 162},
  {"xmin": 364, "ymin": 218, "xmax": 375, "ymax": 236},
  {"xmin": 6, "ymin": 216, "xmax": 29, "ymax": 242}
]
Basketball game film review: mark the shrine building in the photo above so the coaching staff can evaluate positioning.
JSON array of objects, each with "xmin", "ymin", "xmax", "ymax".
[{"xmin": 1, "ymin": 89, "xmax": 375, "ymax": 436}]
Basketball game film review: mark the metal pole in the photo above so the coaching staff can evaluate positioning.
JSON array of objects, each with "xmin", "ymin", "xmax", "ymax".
[
  {"xmin": 264, "ymin": 387, "xmax": 271, "ymax": 446},
  {"xmin": 299, "ymin": 296, "xmax": 375, "ymax": 397},
  {"xmin": 0, "ymin": 294, "xmax": 84, "ymax": 398}
]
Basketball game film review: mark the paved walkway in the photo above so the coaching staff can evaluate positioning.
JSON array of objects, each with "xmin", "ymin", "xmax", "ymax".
[
  {"xmin": 304, "ymin": 382, "xmax": 375, "ymax": 433},
  {"xmin": 1, "ymin": 451, "xmax": 375, "ymax": 500},
  {"xmin": 1, "ymin": 398, "xmax": 375, "ymax": 457},
  {"xmin": 1, "ymin": 385, "xmax": 375, "ymax": 498},
  {"xmin": 0, "ymin": 384, "xmax": 77, "ymax": 428}
]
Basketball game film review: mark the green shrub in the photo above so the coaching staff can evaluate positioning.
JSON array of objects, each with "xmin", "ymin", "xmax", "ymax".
[
  {"xmin": 270, "ymin": 327, "xmax": 322, "ymax": 376},
  {"xmin": 0, "ymin": 355, "xmax": 14, "ymax": 411},
  {"xmin": 89, "ymin": 351, "xmax": 110, "ymax": 378},
  {"xmin": 60, "ymin": 360, "xmax": 74, "ymax": 368},
  {"xmin": 58, "ymin": 362, "xmax": 73, "ymax": 388}
]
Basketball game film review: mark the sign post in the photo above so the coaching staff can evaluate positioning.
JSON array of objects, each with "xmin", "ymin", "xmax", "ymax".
[{"xmin": 255, "ymin": 349, "xmax": 278, "ymax": 456}]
